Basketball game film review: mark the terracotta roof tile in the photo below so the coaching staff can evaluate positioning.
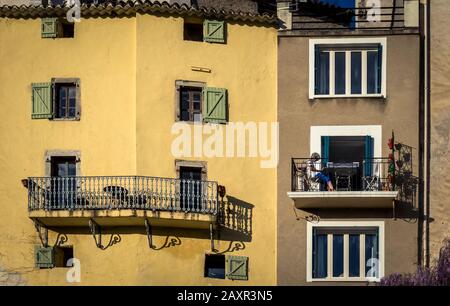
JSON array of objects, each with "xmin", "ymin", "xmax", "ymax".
[{"xmin": 0, "ymin": 0, "xmax": 278, "ymax": 25}]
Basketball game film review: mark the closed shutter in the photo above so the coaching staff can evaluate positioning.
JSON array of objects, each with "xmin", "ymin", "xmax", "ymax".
[
  {"xmin": 364, "ymin": 136, "xmax": 374, "ymax": 176},
  {"xmin": 42, "ymin": 18, "xmax": 58, "ymax": 38},
  {"xmin": 35, "ymin": 246, "xmax": 54, "ymax": 268},
  {"xmin": 203, "ymin": 87, "xmax": 227, "ymax": 124},
  {"xmin": 203, "ymin": 20, "xmax": 225, "ymax": 43},
  {"xmin": 226, "ymin": 256, "xmax": 248, "ymax": 280},
  {"xmin": 31, "ymin": 83, "xmax": 53, "ymax": 119}
]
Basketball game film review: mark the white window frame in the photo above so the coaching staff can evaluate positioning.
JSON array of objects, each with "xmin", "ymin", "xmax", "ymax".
[
  {"xmin": 309, "ymin": 37, "xmax": 387, "ymax": 99},
  {"xmin": 310, "ymin": 125, "xmax": 382, "ymax": 158},
  {"xmin": 306, "ymin": 221, "xmax": 385, "ymax": 282}
]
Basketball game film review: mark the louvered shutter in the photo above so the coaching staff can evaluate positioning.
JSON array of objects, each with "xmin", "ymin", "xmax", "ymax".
[
  {"xmin": 203, "ymin": 20, "xmax": 225, "ymax": 43},
  {"xmin": 31, "ymin": 82, "xmax": 53, "ymax": 119},
  {"xmin": 203, "ymin": 87, "xmax": 228, "ymax": 124}
]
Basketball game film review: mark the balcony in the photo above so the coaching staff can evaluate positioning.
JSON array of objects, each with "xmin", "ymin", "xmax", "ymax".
[
  {"xmin": 26, "ymin": 176, "xmax": 218, "ymax": 229},
  {"xmin": 288, "ymin": 158, "xmax": 398, "ymax": 209},
  {"xmin": 283, "ymin": 0, "xmax": 419, "ymax": 34}
]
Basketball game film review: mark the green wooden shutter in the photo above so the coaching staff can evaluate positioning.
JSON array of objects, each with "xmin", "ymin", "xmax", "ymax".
[
  {"xmin": 41, "ymin": 18, "xmax": 58, "ymax": 38},
  {"xmin": 203, "ymin": 20, "xmax": 225, "ymax": 43},
  {"xmin": 203, "ymin": 87, "xmax": 227, "ymax": 124},
  {"xmin": 32, "ymin": 83, "xmax": 53, "ymax": 119},
  {"xmin": 35, "ymin": 246, "xmax": 54, "ymax": 268},
  {"xmin": 226, "ymin": 256, "xmax": 248, "ymax": 280}
]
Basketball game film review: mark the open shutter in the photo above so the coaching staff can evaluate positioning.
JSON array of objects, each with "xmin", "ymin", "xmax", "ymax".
[
  {"xmin": 226, "ymin": 256, "xmax": 248, "ymax": 280},
  {"xmin": 203, "ymin": 20, "xmax": 225, "ymax": 43},
  {"xmin": 32, "ymin": 82, "xmax": 53, "ymax": 119},
  {"xmin": 364, "ymin": 136, "xmax": 374, "ymax": 176},
  {"xmin": 377, "ymin": 44, "xmax": 383, "ymax": 94},
  {"xmin": 314, "ymin": 45, "xmax": 320, "ymax": 94},
  {"xmin": 321, "ymin": 136, "xmax": 330, "ymax": 167},
  {"xmin": 203, "ymin": 87, "xmax": 227, "ymax": 124},
  {"xmin": 42, "ymin": 18, "xmax": 58, "ymax": 38},
  {"xmin": 35, "ymin": 246, "xmax": 54, "ymax": 268}
]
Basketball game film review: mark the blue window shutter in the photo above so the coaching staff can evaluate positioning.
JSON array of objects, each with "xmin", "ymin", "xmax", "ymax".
[
  {"xmin": 314, "ymin": 45, "xmax": 320, "ymax": 94},
  {"xmin": 364, "ymin": 136, "xmax": 374, "ymax": 176},
  {"xmin": 377, "ymin": 44, "xmax": 383, "ymax": 94},
  {"xmin": 321, "ymin": 136, "xmax": 330, "ymax": 167}
]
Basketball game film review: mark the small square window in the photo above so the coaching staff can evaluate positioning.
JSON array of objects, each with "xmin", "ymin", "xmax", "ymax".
[
  {"xmin": 204, "ymin": 254, "xmax": 225, "ymax": 279},
  {"xmin": 184, "ymin": 21, "xmax": 203, "ymax": 42},
  {"xmin": 54, "ymin": 246, "xmax": 74, "ymax": 268},
  {"xmin": 60, "ymin": 22, "xmax": 75, "ymax": 38}
]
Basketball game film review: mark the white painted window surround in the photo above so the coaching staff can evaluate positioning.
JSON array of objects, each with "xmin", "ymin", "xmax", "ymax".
[
  {"xmin": 309, "ymin": 37, "xmax": 387, "ymax": 99},
  {"xmin": 306, "ymin": 221, "xmax": 385, "ymax": 282},
  {"xmin": 310, "ymin": 125, "xmax": 382, "ymax": 158}
]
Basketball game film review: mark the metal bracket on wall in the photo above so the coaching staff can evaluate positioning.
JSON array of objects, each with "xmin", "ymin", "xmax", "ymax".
[
  {"xmin": 144, "ymin": 218, "xmax": 181, "ymax": 250},
  {"xmin": 144, "ymin": 218, "xmax": 155, "ymax": 249},
  {"xmin": 88, "ymin": 219, "xmax": 121, "ymax": 250},
  {"xmin": 210, "ymin": 223, "xmax": 217, "ymax": 253},
  {"xmin": 34, "ymin": 220, "xmax": 48, "ymax": 247}
]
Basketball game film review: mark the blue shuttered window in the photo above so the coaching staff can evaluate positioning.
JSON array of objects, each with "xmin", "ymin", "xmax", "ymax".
[
  {"xmin": 364, "ymin": 136, "xmax": 374, "ymax": 176},
  {"xmin": 321, "ymin": 136, "xmax": 330, "ymax": 167}
]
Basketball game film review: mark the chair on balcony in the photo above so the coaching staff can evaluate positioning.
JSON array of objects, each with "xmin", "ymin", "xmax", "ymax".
[{"xmin": 362, "ymin": 162, "xmax": 381, "ymax": 191}]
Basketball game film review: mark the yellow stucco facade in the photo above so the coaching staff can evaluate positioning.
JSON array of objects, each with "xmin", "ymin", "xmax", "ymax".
[{"xmin": 0, "ymin": 14, "xmax": 277, "ymax": 285}]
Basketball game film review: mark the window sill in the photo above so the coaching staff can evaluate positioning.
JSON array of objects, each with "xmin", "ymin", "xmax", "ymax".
[
  {"xmin": 308, "ymin": 277, "xmax": 381, "ymax": 283},
  {"xmin": 310, "ymin": 94, "xmax": 386, "ymax": 100},
  {"xmin": 50, "ymin": 118, "xmax": 80, "ymax": 121}
]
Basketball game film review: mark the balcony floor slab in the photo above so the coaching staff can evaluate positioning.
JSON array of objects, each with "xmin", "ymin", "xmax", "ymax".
[
  {"xmin": 287, "ymin": 191, "xmax": 399, "ymax": 209},
  {"xmin": 29, "ymin": 209, "xmax": 216, "ymax": 229}
]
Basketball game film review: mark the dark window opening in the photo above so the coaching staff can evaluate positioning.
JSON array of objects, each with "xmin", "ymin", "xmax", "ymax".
[
  {"xmin": 180, "ymin": 87, "xmax": 202, "ymax": 122},
  {"xmin": 329, "ymin": 136, "xmax": 366, "ymax": 164},
  {"xmin": 60, "ymin": 22, "xmax": 75, "ymax": 38},
  {"xmin": 180, "ymin": 166, "xmax": 203, "ymax": 212},
  {"xmin": 204, "ymin": 254, "xmax": 225, "ymax": 279},
  {"xmin": 184, "ymin": 22, "xmax": 203, "ymax": 42},
  {"xmin": 51, "ymin": 156, "xmax": 77, "ymax": 177},
  {"xmin": 324, "ymin": 136, "xmax": 370, "ymax": 191},
  {"xmin": 55, "ymin": 83, "xmax": 77, "ymax": 119},
  {"xmin": 54, "ymin": 246, "xmax": 74, "ymax": 268}
]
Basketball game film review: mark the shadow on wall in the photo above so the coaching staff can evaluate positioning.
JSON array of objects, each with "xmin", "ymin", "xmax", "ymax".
[
  {"xmin": 217, "ymin": 195, "xmax": 254, "ymax": 242},
  {"xmin": 45, "ymin": 195, "xmax": 254, "ymax": 253}
]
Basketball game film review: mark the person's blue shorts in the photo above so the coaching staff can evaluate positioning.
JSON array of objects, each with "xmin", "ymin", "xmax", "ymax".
[{"xmin": 315, "ymin": 172, "xmax": 331, "ymax": 184}]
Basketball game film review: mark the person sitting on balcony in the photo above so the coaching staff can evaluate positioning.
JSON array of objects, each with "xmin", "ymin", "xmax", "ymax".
[{"xmin": 307, "ymin": 152, "xmax": 334, "ymax": 192}]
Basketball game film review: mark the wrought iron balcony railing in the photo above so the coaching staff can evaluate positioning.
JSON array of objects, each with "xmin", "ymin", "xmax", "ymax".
[
  {"xmin": 27, "ymin": 176, "xmax": 218, "ymax": 214},
  {"xmin": 291, "ymin": 158, "xmax": 394, "ymax": 192},
  {"xmin": 289, "ymin": 0, "xmax": 409, "ymax": 31}
]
